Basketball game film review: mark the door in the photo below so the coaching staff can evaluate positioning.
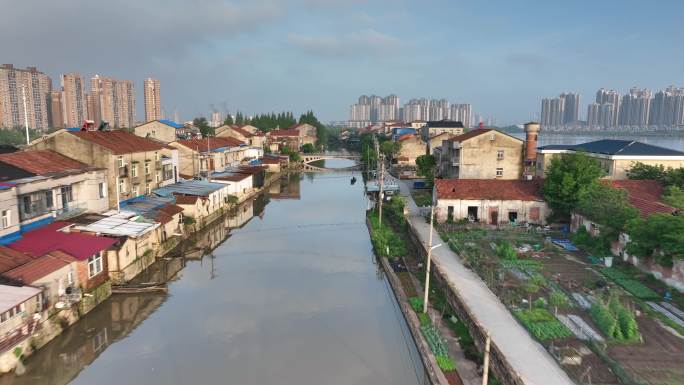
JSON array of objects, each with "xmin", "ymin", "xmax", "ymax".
[
  {"xmin": 490, "ymin": 211, "xmax": 498, "ymax": 225},
  {"xmin": 467, "ymin": 206, "xmax": 478, "ymax": 222}
]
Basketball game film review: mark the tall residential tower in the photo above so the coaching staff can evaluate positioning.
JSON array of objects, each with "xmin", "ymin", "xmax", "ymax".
[
  {"xmin": 144, "ymin": 77, "xmax": 161, "ymax": 122},
  {"xmin": 0, "ymin": 64, "xmax": 52, "ymax": 130}
]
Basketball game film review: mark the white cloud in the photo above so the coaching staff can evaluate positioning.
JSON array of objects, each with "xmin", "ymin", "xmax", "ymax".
[{"xmin": 288, "ymin": 29, "xmax": 403, "ymax": 58}]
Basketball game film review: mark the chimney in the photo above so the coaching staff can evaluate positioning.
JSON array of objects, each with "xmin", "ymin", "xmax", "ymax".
[{"xmin": 523, "ymin": 122, "xmax": 540, "ymax": 162}]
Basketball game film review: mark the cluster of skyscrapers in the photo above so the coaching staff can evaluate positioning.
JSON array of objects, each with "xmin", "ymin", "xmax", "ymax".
[
  {"xmin": 0, "ymin": 64, "xmax": 162, "ymax": 131},
  {"xmin": 348, "ymin": 95, "xmax": 472, "ymax": 128},
  {"xmin": 541, "ymin": 87, "xmax": 684, "ymax": 130}
]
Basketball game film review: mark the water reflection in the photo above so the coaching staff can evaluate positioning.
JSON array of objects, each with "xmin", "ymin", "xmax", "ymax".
[{"xmin": 6, "ymin": 172, "xmax": 428, "ymax": 385}]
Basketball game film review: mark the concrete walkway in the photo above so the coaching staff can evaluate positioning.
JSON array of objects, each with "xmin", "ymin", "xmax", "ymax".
[{"xmin": 400, "ymin": 182, "xmax": 575, "ymax": 385}]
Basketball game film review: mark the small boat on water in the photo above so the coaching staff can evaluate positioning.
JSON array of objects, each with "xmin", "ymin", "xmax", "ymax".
[{"xmin": 350, "ymin": 176, "xmax": 357, "ymax": 185}]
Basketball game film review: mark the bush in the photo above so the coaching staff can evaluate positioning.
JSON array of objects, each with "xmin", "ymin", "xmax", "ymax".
[
  {"xmin": 436, "ymin": 355, "xmax": 457, "ymax": 372},
  {"xmin": 418, "ymin": 312, "xmax": 431, "ymax": 326},
  {"xmin": 496, "ymin": 241, "xmax": 517, "ymax": 260},
  {"xmin": 368, "ymin": 211, "xmax": 406, "ymax": 259},
  {"xmin": 183, "ymin": 216, "xmax": 196, "ymax": 225},
  {"xmin": 601, "ymin": 268, "xmax": 659, "ymax": 300},
  {"xmin": 409, "ymin": 297, "xmax": 424, "ymax": 313}
]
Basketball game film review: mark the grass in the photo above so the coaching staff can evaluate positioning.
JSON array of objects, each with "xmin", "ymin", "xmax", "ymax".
[{"xmin": 368, "ymin": 210, "xmax": 406, "ymax": 259}]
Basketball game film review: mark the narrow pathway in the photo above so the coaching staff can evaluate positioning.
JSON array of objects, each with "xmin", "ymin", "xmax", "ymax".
[{"xmin": 399, "ymin": 182, "xmax": 575, "ymax": 385}]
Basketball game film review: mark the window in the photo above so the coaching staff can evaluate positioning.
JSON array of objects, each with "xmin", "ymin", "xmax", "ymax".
[
  {"xmin": 45, "ymin": 191, "xmax": 54, "ymax": 209},
  {"xmin": 119, "ymin": 178, "xmax": 125, "ymax": 193},
  {"xmin": 151, "ymin": 130, "xmax": 156, "ymax": 137},
  {"xmin": 132, "ymin": 185, "xmax": 139, "ymax": 197},
  {"xmin": 117, "ymin": 156, "xmax": 124, "ymax": 168},
  {"xmin": 131, "ymin": 164, "xmax": 137, "ymax": 177},
  {"xmin": 67, "ymin": 271, "xmax": 74, "ymax": 285},
  {"xmin": 99, "ymin": 182, "xmax": 107, "ymax": 198},
  {"xmin": 497, "ymin": 150, "xmax": 504, "ymax": 160},
  {"xmin": 88, "ymin": 253, "xmax": 103, "ymax": 278},
  {"xmin": 496, "ymin": 168, "xmax": 503, "ymax": 177},
  {"xmin": 61, "ymin": 186, "xmax": 73, "ymax": 203},
  {"xmin": 156, "ymin": 172, "xmax": 161, "ymax": 183},
  {"xmin": 22, "ymin": 196, "xmax": 32, "ymax": 214},
  {"xmin": 1, "ymin": 210, "xmax": 9, "ymax": 228},
  {"xmin": 145, "ymin": 185, "xmax": 151, "ymax": 195},
  {"xmin": 154, "ymin": 152, "xmax": 159, "ymax": 161},
  {"xmin": 144, "ymin": 161, "xmax": 151, "ymax": 175}
]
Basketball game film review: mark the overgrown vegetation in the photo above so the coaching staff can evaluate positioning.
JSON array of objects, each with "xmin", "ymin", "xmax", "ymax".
[
  {"xmin": 588, "ymin": 295, "xmax": 640, "ymax": 342},
  {"xmin": 624, "ymin": 213, "xmax": 684, "ymax": 267},
  {"xmin": 367, "ymin": 211, "xmax": 406, "ymax": 259},
  {"xmin": 542, "ymin": 152, "xmax": 604, "ymax": 219},
  {"xmin": 514, "ymin": 308, "xmax": 573, "ymax": 340},
  {"xmin": 415, "ymin": 154, "xmax": 437, "ymax": 185}
]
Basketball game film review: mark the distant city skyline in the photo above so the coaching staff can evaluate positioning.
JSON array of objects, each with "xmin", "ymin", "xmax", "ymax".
[{"xmin": 349, "ymin": 94, "xmax": 474, "ymax": 128}]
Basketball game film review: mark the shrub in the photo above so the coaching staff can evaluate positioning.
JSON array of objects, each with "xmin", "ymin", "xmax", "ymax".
[
  {"xmin": 418, "ymin": 312, "xmax": 431, "ymax": 326},
  {"xmin": 436, "ymin": 355, "xmax": 457, "ymax": 372},
  {"xmin": 409, "ymin": 297, "xmax": 424, "ymax": 313},
  {"xmin": 183, "ymin": 216, "xmax": 196, "ymax": 225},
  {"xmin": 496, "ymin": 241, "xmax": 517, "ymax": 260}
]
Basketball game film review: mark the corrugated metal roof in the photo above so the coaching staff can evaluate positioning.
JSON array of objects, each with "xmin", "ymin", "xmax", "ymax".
[
  {"xmin": 10, "ymin": 221, "xmax": 118, "ymax": 260},
  {"xmin": 176, "ymin": 137, "xmax": 244, "ymax": 152},
  {"xmin": 158, "ymin": 119, "xmax": 184, "ymax": 129},
  {"xmin": 0, "ymin": 246, "xmax": 33, "ymax": 273},
  {"xmin": 539, "ymin": 139, "xmax": 684, "ymax": 156},
  {"xmin": 0, "ymin": 284, "xmax": 42, "ymax": 313},
  {"xmin": 2, "ymin": 254, "xmax": 73, "ymax": 284},
  {"xmin": 69, "ymin": 130, "xmax": 167, "ymax": 154},
  {"xmin": 74, "ymin": 211, "xmax": 159, "ymax": 238},
  {"xmin": 154, "ymin": 180, "xmax": 226, "ymax": 197},
  {"xmin": 0, "ymin": 150, "xmax": 91, "ymax": 175}
]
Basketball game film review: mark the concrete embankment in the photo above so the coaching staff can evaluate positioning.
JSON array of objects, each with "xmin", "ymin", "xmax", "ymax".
[{"xmin": 399, "ymin": 182, "xmax": 575, "ymax": 385}]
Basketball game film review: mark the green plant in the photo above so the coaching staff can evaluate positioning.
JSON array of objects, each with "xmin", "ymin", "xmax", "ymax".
[
  {"xmin": 601, "ymin": 268, "xmax": 659, "ymax": 300},
  {"xmin": 409, "ymin": 297, "xmax": 424, "ymax": 313},
  {"xmin": 549, "ymin": 290, "xmax": 569, "ymax": 314},
  {"xmin": 183, "ymin": 216, "xmax": 196, "ymax": 225},
  {"xmin": 514, "ymin": 309, "xmax": 572, "ymax": 340},
  {"xmin": 418, "ymin": 312, "xmax": 431, "ymax": 326},
  {"xmin": 436, "ymin": 355, "xmax": 457, "ymax": 372},
  {"xmin": 589, "ymin": 295, "xmax": 641, "ymax": 342},
  {"xmin": 496, "ymin": 241, "xmax": 517, "ymax": 260}
]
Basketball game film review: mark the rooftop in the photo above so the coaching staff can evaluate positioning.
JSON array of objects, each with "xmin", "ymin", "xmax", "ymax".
[
  {"xmin": 0, "ymin": 246, "xmax": 33, "ymax": 274},
  {"xmin": 0, "ymin": 150, "xmax": 90, "ymax": 176},
  {"xmin": 608, "ymin": 179, "xmax": 678, "ymax": 218},
  {"xmin": 73, "ymin": 211, "xmax": 159, "ymax": 238},
  {"xmin": 447, "ymin": 128, "xmax": 493, "ymax": 142},
  {"xmin": 268, "ymin": 129, "xmax": 300, "ymax": 137},
  {"xmin": 426, "ymin": 120, "xmax": 464, "ymax": 128},
  {"xmin": 158, "ymin": 119, "xmax": 184, "ymax": 129},
  {"xmin": 154, "ymin": 180, "xmax": 226, "ymax": 198},
  {"xmin": 0, "ymin": 284, "xmax": 42, "ymax": 314},
  {"xmin": 538, "ymin": 139, "xmax": 684, "ymax": 157},
  {"xmin": 2, "ymin": 252, "xmax": 74, "ymax": 284},
  {"xmin": 69, "ymin": 130, "xmax": 167, "ymax": 154},
  {"xmin": 176, "ymin": 137, "xmax": 245, "ymax": 152},
  {"xmin": 10, "ymin": 221, "xmax": 118, "ymax": 260},
  {"xmin": 436, "ymin": 179, "xmax": 543, "ymax": 201},
  {"xmin": 120, "ymin": 196, "xmax": 184, "ymax": 224}
]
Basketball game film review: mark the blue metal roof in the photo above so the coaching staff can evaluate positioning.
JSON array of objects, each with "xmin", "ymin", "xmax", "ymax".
[
  {"xmin": 159, "ymin": 119, "xmax": 184, "ymax": 129},
  {"xmin": 153, "ymin": 180, "xmax": 226, "ymax": 197},
  {"xmin": 120, "ymin": 195, "xmax": 177, "ymax": 218},
  {"xmin": 539, "ymin": 139, "xmax": 684, "ymax": 156}
]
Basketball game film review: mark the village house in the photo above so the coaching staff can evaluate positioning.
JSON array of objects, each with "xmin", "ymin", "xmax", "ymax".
[
  {"xmin": 435, "ymin": 179, "xmax": 549, "ymax": 225},
  {"xmin": 257, "ymin": 155, "xmax": 289, "ymax": 173},
  {"xmin": 8, "ymin": 222, "xmax": 118, "ymax": 310},
  {"xmin": 290, "ymin": 123, "xmax": 317, "ymax": 145},
  {"xmin": 0, "ymin": 283, "xmax": 43, "ymax": 372},
  {"xmin": 119, "ymin": 195, "xmax": 185, "ymax": 253},
  {"xmin": 421, "ymin": 120, "xmax": 465, "ymax": 142},
  {"xmin": 27, "ymin": 130, "xmax": 180, "ymax": 208},
  {"xmin": 0, "ymin": 150, "xmax": 109, "ymax": 241},
  {"xmin": 216, "ymin": 125, "xmax": 267, "ymax": 148},
  {"xmin": 427, "ymin": 132, "xmax": 456, "ymax": 155},
  {"xmin": 536, "ymin": 139, "xmax": 684, "ymax": 180},
  {"xmin": 439, "ymin": 128, "xmax": 524, "ymax": 180},
  {"xmin": 267, "ymin": 129, "xmax": 301, "ymax": 152},
  {"xmin": 153, "ymin": 180, "xmax": 231, "ymax": 227},
  {"xmin": 210, "ymin": 171, "xmax": 253, "ymax": 197},
  {"xmin": 570, "ymin": 179, "xmax": 682, "ymax": 288},
  {"xmin": 169, "ymin": 137, "xmax": 248, "ymax": 178},
  {"xmin": 394, "ymin": 133, "xmax": 427, "ymax": 167},
  {"xmin": 133, "ymin": 120, "xmax": 192, "ymax": 143}
]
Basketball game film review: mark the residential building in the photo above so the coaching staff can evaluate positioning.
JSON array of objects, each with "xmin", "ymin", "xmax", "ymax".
[
  {"xmin": 421, "ymin": 120, "xmax": 465, "ymax": 142},
  {"xmin": 540, "ymin": 96, "xmax": 565, "ymax": 129},
  {"xmin": 560, "ymin": 92, "xmax": 580, "ymax": 123},
  {"xmin": 258, "ymin": 154, "xmax": 289, "ymax": 173},
  {"xmin": 649, "ymin": 86, "xmax": 684, "ymax": 128},
  {"xmin": 119, "ymin": 195, "xmax": 185, "ymax": 250},
  {"xmin": 439, "ymin": 129, "xmax": 524, "ymax": 180},
  {"xmin": 0, "ymin": 185, "xmax": 19, "ymax": 244},
  {"xmin": 595, "ymin": 88, "xmax": 620, "ymax": 127},
  {"xmin": 619, "ymin": 87, "xmax": 652, "ymax": 127},
  {"xmin": 435, "ymin": 179, "xmax": 548, "ymax": 225},
  {"xmin": 216, "ymin": 125, "xmax": 266, "ymax": 148},
  {"xmin": 0, "ymin": 284, "xmax": 43, "ymax": 363},
  {"xmin": 143, "ymin": 78, "xmax": 161, "ymax": 122},
  {"xmin": 291, "ymin": 123, "xmax": 317, "ymax": 146},
  {"xmin": 134, "ymin": 119, "xmax": 187, "ymax": 143},
  {"xmin": 60, "ymin": 73, "xmax": 88, "ymax": 128},
  {"xmin": 90, "ymin": 75, "xmax": 136, "ymax": 128},
  {"xmin": 28, "ymin": 130, "xmax": 178, "ymax": 207},
  {"xmin": 450, "ymin": 104, "xmax": 472, "ymax": 128},
  {"xmin": 49, "ymin": 91, "xmax": 64, "ymax": 129},
  {"xmin": 427, "ymin": 132, "xmax": 455, "ymax": 155},
  {"xmin": 394, "ymin": 133, "xmax": 426, "ymax": 167},
  {"xmin": 536, "ymin": 139, "xmax": 684, "ymax": 179},
  {"xmin": 267, "ymin": 129, "xmax": 302, "ymax": 152},
  {"xmin": 0, "ymin": 150, "xmax": 109, "ymax": 240},
  {"xmin": 170, "ymin": 137, "xmax": 247, "ymax": 177},
  {"xmin": 0, "ymin": 65, "xmax": 52, "ymax": 130},
  {"xmin": 153, "ymin": 180, "xmax": 232, "ymax": 226}
]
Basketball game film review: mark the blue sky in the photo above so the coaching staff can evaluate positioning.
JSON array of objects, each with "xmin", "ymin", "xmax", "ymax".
[{"xmin": 2, "ymin": 0, "xmax": 683, "ymax": 124}]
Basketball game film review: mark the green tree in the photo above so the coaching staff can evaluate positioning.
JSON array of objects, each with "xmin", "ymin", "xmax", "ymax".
[
  {"xmin": 416, "ymin": 154, "xmax": 437, "ymax": 184},
  {"xmin": 235, "ymin": 111, "xmax": 245, "ymax": 125},
  {"xmin": 576, "ymin": 182, "xmax": 639, "ymax": 231},
  {"xmin": 625, "ymin": 214, "xmax": 684, "ymax": 267},
  {"xmin": 663, "ymin": 186, "xmax": 684, "ymax": 209},
  {"xmin": 223, "ymin": 114, "xmax": 234, "ymax": 125},
  {"xmin": 193, "ymin": 117, "xmax": 213, "ymax": 137},
  {"xmin": 301, "ymin": 143, "xmax": 316, "ymax": 154},
  {"xmin": 0, "ymin": 128, "xmax": 41, "ymax": 146},
  {"xmin": 627, "ymin": 162, "xmax": 666, "ymax": 180},
  {"xmin": 542, "ymin": 152, "xmax": 604, "ymax": 219},
  {"xmin": 380, "ymin": 140, "xmax": 401, "ymax": 158}
]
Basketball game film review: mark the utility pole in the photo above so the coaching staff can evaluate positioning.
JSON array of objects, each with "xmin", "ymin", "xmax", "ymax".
[
  {"xmin": 482, "ymin": 331, "xmax": 491, "ymax": 385},
  {"xmin": 21, "ymin": 85, "xmax": 30, "ymax": 145},
  {"xmin": 378, "ymin": 153, "xmax": 384, "ymax": 228},
  {"xmin": 422, "ymin": 200, "xmax": 435, "ymax": 313}
]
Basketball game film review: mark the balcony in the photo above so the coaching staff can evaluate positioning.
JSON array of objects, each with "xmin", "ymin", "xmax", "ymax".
[
  {"xmin": 118, "ymin": 165, "xmax": 128, "ymax": 178},
  {"xmin": 155, "ymin": 160, "xmax": 163, "ymax": 169},
  {"xmin": 54, "ymin": 202, "xmax": 88, "ymax": 221}
]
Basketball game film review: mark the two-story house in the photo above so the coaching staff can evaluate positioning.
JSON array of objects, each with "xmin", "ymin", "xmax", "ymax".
[
  {"xmin": 439, "ymin": 129, "xmax": 523, "ymax": 180},
  {"xmin": 28, "ymin": 130, "xmax": 179, "ymax": 207},
  {"xmin": 216, "ymin": 125, "xmax": 266, "ymax": 149},
  {"xmin": 169, "ymin": 137, "xmax": 248, "ymax": 178}
]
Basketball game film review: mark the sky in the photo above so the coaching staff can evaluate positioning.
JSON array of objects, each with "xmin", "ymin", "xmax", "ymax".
[{"xmin": 2, "ymin": 0, "xmax": 684, "ymax": 125}]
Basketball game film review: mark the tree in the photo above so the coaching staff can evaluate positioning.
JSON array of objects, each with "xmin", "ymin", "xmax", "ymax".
[
  {"xmin": 0, "ymin": 128, "xmax": 41, "ymax": 146},
  {"xmin": 576, "ymin": 182, "xmax": 639, "ymax": 231},
  {"xmin": 193, "ymin": 117, "xmax": 213, "ymax": 137},
  {"xmin": 542, "ymin": 152, "xmax": 604, "ymax": 219},
  {"xmin": 299, "ymin": 110, "xmax": 329, "ymax": 149},
  {"xmin": 380, "ymin": 141, "xmax": 401, "ymax": 158},
  {"xmin": 625, "ymin": 214, "xmax": 684, "ymax": 267},
  {"xmin": 301, "ymin": 143, "xmax": 316, "ymax": 154},
  {"xmin": 235, "ymin": 111, "xmax": 245, "ymax": 125},
  {"xmin": 223, "ymin": 114, "xmax": 234, "ymax": 125},
  {"xmin": 663, "ymin": 186, "xmax": 684, "ymax": 209},
  {"xmin": 416, "ymin": 154, "xmax": 437, "ymax": 184},
  {"xmin": 627, "ymin": 162, "xmax": 666, "ymax": 180}
]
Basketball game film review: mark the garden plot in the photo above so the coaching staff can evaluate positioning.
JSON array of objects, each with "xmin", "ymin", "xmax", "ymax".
[
  {"xmin": 646, "ymin": 302, "xmax": 684, "ymax": 328},
  {"xmin": 557, "ymin": 314, "xmax": 604, "ymax": 342}
]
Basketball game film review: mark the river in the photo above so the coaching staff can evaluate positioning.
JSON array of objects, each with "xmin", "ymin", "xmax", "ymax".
[{"xmin": 5, "ymin": 159, "xmax": 428, "ymax": 385}]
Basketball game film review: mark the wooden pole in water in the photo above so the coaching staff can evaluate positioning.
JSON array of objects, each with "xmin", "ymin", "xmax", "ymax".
[{"xmin": 482, "ymin": 331, "xmax": 491, "ymax": 385}]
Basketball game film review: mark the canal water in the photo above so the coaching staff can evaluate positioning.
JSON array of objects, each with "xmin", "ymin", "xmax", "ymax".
[{"xmin": 6, "ymin": 159, "xmax": 428, "ymax": 385}]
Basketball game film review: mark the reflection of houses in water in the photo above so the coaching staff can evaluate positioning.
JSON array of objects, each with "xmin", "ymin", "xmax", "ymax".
[
  {"xmin": 5, "ymin": 294, "xmax": 166, "ymax": 385},
  {"xmin": 268, "ymin": 174, "xmax": 301, "ymax": 200}
]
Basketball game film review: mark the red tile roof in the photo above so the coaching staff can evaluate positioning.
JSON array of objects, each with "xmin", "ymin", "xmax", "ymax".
[
  {"xmin": 9, "ymin": 222, "xmax": 118, "ymax": 260},
  {"xmin": 70, "ymin": 130, "xmax": 167, "ymax": 154},
  {"xmin": 174, "ymin": 195, "xmax": 199, "ymax": 205},
  {"xmin": 176, "ymin": 137, "xmax": 245, "ymax": 151},
  {"xmin": 608, "ymin": 179, "xmax": 677, "ymax": 218},
  {"xmin": 436, "ymin": 179, "xmax": 543, "ymax": 201},
  {"xmin": 2, "ymin": 253, "xmax": 74, "ymax": 283},
  {"xmin": 0, "ymin": 150, "xmax": 90, "ymax": 175},
  {"xmin": 397, "ymin": 133, "xmax": 417, "ymax": 142},
  {"xmin": 230, "ymin": 126, "xmax": 253, "ymax": 138},
  {"xmin": 0, "ymin": 246, "xmax": 33, "ymax": 273},
  {"xmin": 268, "ymin": 129, "xmax": 300, "ymax": 137}
]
